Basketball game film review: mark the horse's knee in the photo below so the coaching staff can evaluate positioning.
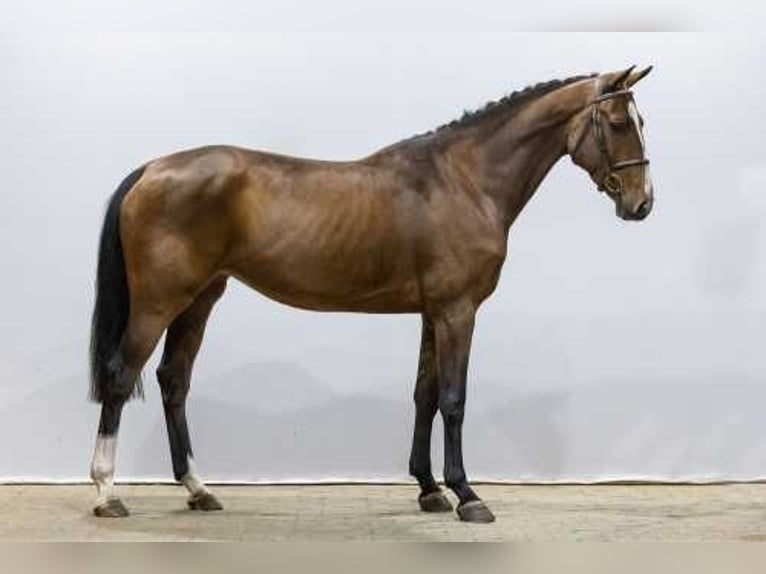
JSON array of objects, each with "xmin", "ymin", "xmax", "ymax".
[
  {"xmin": 414, "ymin": 375, "xmax": 439, "ymax": 417},
  {"xmin": 438, "ymin": 392, "xmax": 465, "ymax": 427},
  {"xmin": 414, "ymin": 396, "xmax": 439, "ymax": 421}
]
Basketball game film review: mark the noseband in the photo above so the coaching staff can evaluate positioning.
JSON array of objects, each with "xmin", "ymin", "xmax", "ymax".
[{"xmin": 578, "ymin": 89, "xmax": 650, "ymax": 195}]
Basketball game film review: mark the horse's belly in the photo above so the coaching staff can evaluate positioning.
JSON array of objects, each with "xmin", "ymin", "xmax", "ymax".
[
  {"xmin": 223, "ymin": 168, "xmax": 426, "ymax": 312},
  {"xmin": 227, "ymin": 252, "xmax": 423, "ymax": 313}
]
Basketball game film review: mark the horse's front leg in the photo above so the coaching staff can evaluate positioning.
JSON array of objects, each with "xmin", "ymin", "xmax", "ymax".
[
  {"xmin": 409, "ymin": 316, "xmax": 453, "ymax": 513},
  {"xmin": 431, "ymin": 301, "xmax": 495, "ymax": 523}
]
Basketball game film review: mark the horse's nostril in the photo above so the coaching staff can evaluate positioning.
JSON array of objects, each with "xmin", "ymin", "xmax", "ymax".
[{"xmin": 635, "ymin": 200, "xmax": 650, "ymax": 217}]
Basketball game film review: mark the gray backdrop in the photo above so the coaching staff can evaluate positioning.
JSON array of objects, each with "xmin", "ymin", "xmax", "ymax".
[{"xmin": 1, "ymin": 20, "xmax": 765, "ymax": 481}]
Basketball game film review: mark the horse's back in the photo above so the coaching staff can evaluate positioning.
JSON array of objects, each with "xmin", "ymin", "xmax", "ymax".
[{"xmin": 122, "ymin": 143, "xmax": 506, "ymax": 313}]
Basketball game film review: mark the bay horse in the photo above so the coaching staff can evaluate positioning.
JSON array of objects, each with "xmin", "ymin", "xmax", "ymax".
[{"xmin": 89, "ymin": 66, "xmax": 654, "ymax": 523}]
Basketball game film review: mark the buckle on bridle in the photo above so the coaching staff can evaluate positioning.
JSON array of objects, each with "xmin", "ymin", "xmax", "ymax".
[{"xmin": 601, "ymin": 173, "xmax": 622, "ymax": 195}]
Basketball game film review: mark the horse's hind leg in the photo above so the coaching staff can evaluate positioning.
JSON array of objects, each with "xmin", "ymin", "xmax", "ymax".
[
  {"xmin": 91, "ymin": 308, "xmax": 180, "ymax": 517},
  {"xmin": 408, "ymin": 316, "xmax": 453, "ymax": 513},
  {"xmin": 156, "ymin": 277, "xmax": 227, "ymax": 511}
]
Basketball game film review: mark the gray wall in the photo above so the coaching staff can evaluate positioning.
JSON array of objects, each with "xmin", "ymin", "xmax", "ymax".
[{"xmin": 1, "ymin": 20, "xmax": 765, "ymax": 481}]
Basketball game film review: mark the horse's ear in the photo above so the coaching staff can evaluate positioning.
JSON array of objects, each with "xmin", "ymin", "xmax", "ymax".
[
  {"xmin": 603, "ymin": 65, "xmax": 636, "ymax": 92},
  {"xmin": 626, "ymin": 65, "xmax": 653, "ymax": 87}
]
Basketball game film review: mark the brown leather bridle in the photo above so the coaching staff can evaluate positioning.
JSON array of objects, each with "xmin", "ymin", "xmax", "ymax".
[{"xmin": 574, "ymin": 89, "xmax": 650, "ymax": 196}]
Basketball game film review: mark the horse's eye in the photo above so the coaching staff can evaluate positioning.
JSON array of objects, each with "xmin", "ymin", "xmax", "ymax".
[{"xmin": 609, "ymin": 119, "xmax": 629, "ymax": 130}]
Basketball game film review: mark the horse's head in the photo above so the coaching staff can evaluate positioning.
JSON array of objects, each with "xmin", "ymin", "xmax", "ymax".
[{"xmin": 567, "ymin": 66, "xmax": 654, "ymax": 221}]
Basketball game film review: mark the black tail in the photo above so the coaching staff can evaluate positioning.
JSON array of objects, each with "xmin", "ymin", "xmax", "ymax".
[{"xmin": 89, "ymin": 166, "xmax": 147, "ymax": 403}]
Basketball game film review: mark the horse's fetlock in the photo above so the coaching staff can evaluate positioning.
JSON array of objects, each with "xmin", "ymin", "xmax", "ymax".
[
  {"xmin": 90, "ymin": 461, "xmax": 111, "ymax": 482},
  {"xmin": 444, "ymin": 474, "xmax": 467, "ymax": 490},
  {"xmin": 409, "ymin": 459, "xmax": 430, "ymax": 479}
]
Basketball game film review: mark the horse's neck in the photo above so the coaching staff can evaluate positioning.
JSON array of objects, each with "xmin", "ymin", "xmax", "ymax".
[{"xmin": 447, "ymin": 79, "xmax": 596, "ymax": 229}]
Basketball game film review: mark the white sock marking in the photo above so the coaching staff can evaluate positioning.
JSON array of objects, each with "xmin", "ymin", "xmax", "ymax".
[
  {"xmin": 181, "ymin": 456, "xmax": 210, "ymax": 496},
  {"xmin": 90, "ymin": 435, "xmax": 117, "ymax": 507}
]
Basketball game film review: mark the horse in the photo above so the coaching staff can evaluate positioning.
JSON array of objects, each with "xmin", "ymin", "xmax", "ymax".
[{"xmin": 89, "ymin": 66, "xmax": 654, "ymax": 523}]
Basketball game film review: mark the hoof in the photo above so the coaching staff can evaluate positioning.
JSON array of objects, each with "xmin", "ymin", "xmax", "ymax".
[
  {"xmin": 93, "ymin": 498, "xmax": 129, "ymax": 518},
  {"xmin": 418, "ymin": 490, "xmax": 454, "ymax": 513},
  {"xmin": 456, "ymin": 500, "xmax": 495, "ymax": 523},
  {"xmin": 187, "ymin": 491, "xmax": 223, "ymax": 511}
]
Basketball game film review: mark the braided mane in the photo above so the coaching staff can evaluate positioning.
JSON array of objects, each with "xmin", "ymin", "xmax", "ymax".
[{"xmin": 414, "ymin": 72, "xmax": 597, "ymax": 140}]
